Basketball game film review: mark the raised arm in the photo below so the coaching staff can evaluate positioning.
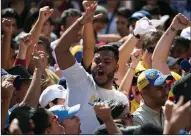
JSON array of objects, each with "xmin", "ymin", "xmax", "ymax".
[
  {"xmin": 94, "ymin": 102, "xmax": 122, "ymax": 134},
  {"xmin": 13, "ymin": 34, "xmax": 32, "ymax": 68},
  {"xmin": 1, "ymin": 79, "xmax": 14, "ymax": 128},
  {"xmin": 82, "ymin": 1, "xmax": 97, "ymax": 69},
  {"xmin": 1, "ymin": 18, "xmax": 12, "ymax": 70},
  {"xmin": 152, "ymin": 13, "xmax": 191, "ymax": 75},
  {"xmin": 19, "ymin": 45, "xmax": 46, "ymax": 107},
  {"xmin": 119, "ymin": 50, "xmax": 142, "ymax": 94},
  {"xmin": 26, "ymin": 6, "xmax": 54, "ymax": 68},
  {"xmin": 55, "ymin": 2, "xmax": 101, "ymax": 70}
]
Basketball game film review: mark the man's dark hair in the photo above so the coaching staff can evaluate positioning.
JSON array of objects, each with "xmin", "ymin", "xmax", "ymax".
[
  {"xmin": 97, "ymin": 100, "xmax": 127, "ymax": 125},
  {"xmin": 44, "ymin": 98, "xmax": 58, "ymax": 109},
  {"xmin": 95, "ymin": 44, "xmax": 119, "ymax": 62},
  {"xmin": 2, "ymin": 8, "xmax": 21, "ymax": 28},
  {"xmin": 132, "ymin": 123, "xmax": 163, "ymax": 134},
  {"xmin": 9, "ymin": 106, "xmax": 50, "ymax": 134},
  {"xmin": 60, "ymin": 8, "xmax": 82, "ymax": 27},
  {"xmin": 142, "ymin": 29, "xmax": 164, "ymax": 50},
  {"xmin": 117, "ymin": 7, "xmax": 132, "ymax": 20},
  {"xmin": 172, "ymin": 36, "xmax": 190, "ymax": 51}
]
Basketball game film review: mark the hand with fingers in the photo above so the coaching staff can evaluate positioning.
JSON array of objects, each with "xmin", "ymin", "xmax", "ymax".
[
  {"xmin": 39, "ymin": 6, "xmax": 54, "ymax": 23},
  {"xmin": 1, "ymin": 80, "xmax": 15, "ymax": 101},
  {"xmin": 164, "ymin": 96, "xmax": 191, "ymax": 134},
  {"xmin": 94, "ymin": 102, "xmax": 113, "ymax": 123},
  {"xmin": 171, "ymin": 13, "xmax": 191, "ymax": 31},
  {"xmin": 32, "ymin": 45, "xmax": 47, "ymax": 72},
  {"xmin": 82, "ymin": 0, "xmax": 98, "ymax": 10},
  {"xmin": 79, "ymin": 1, "xmax": 102, "ymax": 25},
  {"xmin": 130, "ymin": 49, "xmax": 143, "ymax": 69},
  {"xmin": 19, "ymin": 34, "xmax": 33, "ymax": 51},
  {"xmin": 2, "ymin": 18, "xmax": 12, "ymax": 34}
]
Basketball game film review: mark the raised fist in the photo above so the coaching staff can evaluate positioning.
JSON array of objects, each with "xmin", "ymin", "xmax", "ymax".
[
  {"xmin": 171, "ymin": 13, "xmax": 191, "ymax": 31},
  {"xmin": 19, "ymin": 33, "xmax": 33, "ymax": 49},
  {"xmin": 39, "ymin": 6, "xmax": 54, "ymax": 23},
  {"xmin": 2, "ymin": 18, "xmax": 12, "ymax": 34}
]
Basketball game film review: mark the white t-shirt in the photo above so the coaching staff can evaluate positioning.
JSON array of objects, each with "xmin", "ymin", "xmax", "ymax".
[{"xmin": 62, "ymin": 62, "xmax": 128, "ymax": 134}]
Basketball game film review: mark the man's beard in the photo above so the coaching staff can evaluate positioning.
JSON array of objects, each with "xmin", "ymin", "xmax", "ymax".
[{"xmin": 92, "ymin": 70, "xmax": 115, "ymax": 88}]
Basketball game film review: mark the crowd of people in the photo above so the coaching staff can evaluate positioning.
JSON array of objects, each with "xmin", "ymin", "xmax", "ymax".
[{"xmin": 1, "ymin": 0, "xmax": 191, "ymax": 135}]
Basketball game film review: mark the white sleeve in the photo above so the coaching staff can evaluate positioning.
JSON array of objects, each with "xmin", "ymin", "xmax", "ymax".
[{"xmin": 61, "ymin": 62, "xmax": 95, "ymax": 106}]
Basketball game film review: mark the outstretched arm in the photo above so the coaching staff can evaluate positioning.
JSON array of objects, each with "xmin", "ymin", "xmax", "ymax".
[
  {"xmin": 26, "ymin": 6, "xmax": 54, "ymax": 68},
  {"xmin": 119, "ymin": 49, "xmax": 142, "ymax": 95},
  {"xmin": 1, "ymin": 18, "xmax": 12, "ymax": 70},
  {"xmin": 19, "ymin": 45, "xmax": 46, "ymax": 107},
  {"xmin": 55, "ymin": 2, "xmax": 101, "ymax": 70},
  {"xmin": 152, "ymin": 13, "xmax": 191, "ymax": 75},
  {"xmin": 82, "ymin": 0, "xmax": 97, "ymax": 69}
]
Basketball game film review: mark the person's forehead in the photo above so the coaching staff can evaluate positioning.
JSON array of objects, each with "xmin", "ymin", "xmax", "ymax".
[
  {"xmin": 94, "ymin": 50, "xmax": 115, "ymax": 58},
  {"xmin": 6, "ymin": 17, "xmax": 16, "ymax": 24}
]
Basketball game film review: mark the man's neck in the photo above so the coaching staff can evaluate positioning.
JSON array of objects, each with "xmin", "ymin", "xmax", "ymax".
[
  {"xmin": 143, "ymin": 100, "xmax": 161, "ymax": 112},
  {"xmin": 65, "ymin": 128, "xmax": 79, "ymax": 135}
]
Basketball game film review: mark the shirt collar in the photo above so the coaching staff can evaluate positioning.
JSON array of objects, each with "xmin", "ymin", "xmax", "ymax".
[{"xmin": 140, "ymin": 101, "xmax": 160, "ymax": 116}]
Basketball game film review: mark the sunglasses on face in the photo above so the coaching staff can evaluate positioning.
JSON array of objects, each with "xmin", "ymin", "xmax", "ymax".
[
  {"xmin": 122, "ymin": 113, "xmax": 133, "ymax": 120},
  {"xmin": 146, "ymin": 47, "xmax": 155, "ymax": 54}
]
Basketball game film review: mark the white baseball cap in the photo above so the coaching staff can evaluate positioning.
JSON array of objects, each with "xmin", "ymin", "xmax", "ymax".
[
  {"xmin": 39, "ymin": 84, "xmax": 68, "ymax": 108},
  {"xmin": 181, "ymin": 27, "xmax": 191, "ymax": 40}
]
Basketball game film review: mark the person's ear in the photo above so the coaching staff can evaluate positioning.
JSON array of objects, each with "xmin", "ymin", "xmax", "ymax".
[{"xmin": 115, "ymin": 64, "xmax": 119, "ymax": 72}]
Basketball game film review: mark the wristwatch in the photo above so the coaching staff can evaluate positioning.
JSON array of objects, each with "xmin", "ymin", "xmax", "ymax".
[{"xmin": 132, "ymin": 31, "xmax": 141, "ymax": 39}]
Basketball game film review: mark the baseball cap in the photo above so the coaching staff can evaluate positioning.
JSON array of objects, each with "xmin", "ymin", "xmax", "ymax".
[
  {"xmin": 1, "ymin": 68, "xmax": 21, "ymax": 89},
  {"xmin": 48, "ymin": 104, "xmax": 81, "ymax": 123},
  {"xmin": 180, "ymin": 27, "xmax": 191, "ymax": 40},
  {"xmin": 129, "ymin": 10, "xmax": 152, "ymax": 21},
  {"xmin": 167, "ymin": 57, "xmax": 183, "ymax": 67},
  {"xmin": 39, "ymin": 85, "xmax": 68, "ymax": 108},
  {"xmin": 7, "ymin": 65, "xmax": 32, "ymax": 80},
  {"xmin": 137, "ymin": 69, "xmax": 173, "ymax": 91}
]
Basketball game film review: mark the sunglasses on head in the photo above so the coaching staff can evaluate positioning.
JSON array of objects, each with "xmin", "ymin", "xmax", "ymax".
[
  {"xmin": 122, "ymin": 113, "xmax": 133, "ymax": 120},
  {"xmin": 146, "ymin": 47, "xmax": 155, "ymax": 53}
]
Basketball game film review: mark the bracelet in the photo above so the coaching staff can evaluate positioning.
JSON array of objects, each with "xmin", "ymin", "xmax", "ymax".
[
  {"xmin": 132, "ymin": 31, "xmax": 141, "ymax": 39},
  {"xmin": 129, "ymin": 66, "xmax": 136, "ymax": 70},
  {"xmin": 170, "ymin": 26, "xmax": 178, "ymax": 33}
]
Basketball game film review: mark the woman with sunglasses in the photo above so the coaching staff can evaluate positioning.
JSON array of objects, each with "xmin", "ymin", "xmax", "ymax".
[{"xmin": 119, "ymin": 49, "xmax": 143, "ymax": 114}]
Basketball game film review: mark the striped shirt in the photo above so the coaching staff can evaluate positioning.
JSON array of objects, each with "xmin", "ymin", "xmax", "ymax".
[{"xmin": 132, "ymin": 101, "xmax": 164, "ymax": 128}]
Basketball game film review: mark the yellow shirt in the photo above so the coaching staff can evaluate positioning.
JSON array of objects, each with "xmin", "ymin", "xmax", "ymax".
[{"xmin": 130, "ymin": 99, "xmax": 140, "ymax": 114}]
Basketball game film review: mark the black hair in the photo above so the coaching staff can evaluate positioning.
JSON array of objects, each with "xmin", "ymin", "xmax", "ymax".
[
  {"xmin": 97, "ymin": 100, "xmax": 127, "ymax": 125},
  {"xmin": 44, "ymin": 98, "xmax": 58, "ymax": 109},
  {"xmin": 94, "ymin": 44, "xmax": 119, "ymax": 62},
  {"xmin": 60, "ymin": 8, "xmax": 82, "ymax": 27},
  {"xmin": 117, "ymin": 7, "xmax": 132, "ymax": 20},
  {"xmin": 1, "ymin": 8, "xmax": 21, "ymax": 28},
  {"xmin": 9, "ymin": 105, "xmax": 50, "ymax": 134},
  {"xmin": 172, "ymin": 36, "xmax": 190, "ymax": 51},
  {"xmin": 132, "ymin": 123, "xmax": 163, "ymax": 135},
  {"xmin": 23, "ymin": 8, "xmax": 39, "ymax": 33}
]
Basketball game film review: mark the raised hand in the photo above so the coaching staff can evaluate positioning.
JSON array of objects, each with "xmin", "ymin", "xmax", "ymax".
[
  {"xmin": 94, "ymin": 102, "xmax": 113, "ymax": 123},
  {"xmin": 130, "ymin": 49, "xmax": 142, "ymax": 68},
  {"xmin": 2, "ymin": 18, "xmax": 12, "ymax": 34},
  {"xmin": 171, "ymin": 13, "xmax": 191, "ymax": 31},
  {"xmin": 164, "ymin": 96, "xmax": 191, "ymax": 134},
  {"xmin": 1, "ymin": 80, "xmax": 14, "ymax": 100},
  {"xmin": 32, "ymin": 45, "xmax": 47, "ymax": 72},
  {"xmin": 19, "ymin": 33, "xmax": 33, "ymax": 50},
  {"xmin": 82, "ymin": 0, "xmax": 98, "ymax": 10},
  {"xmin": 39, "ymin": 6, "xmax": 54, "ymax": 23},
  {"xmin": 80, "ymin": 1, "xmax": 102, "ymax": 25}
]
